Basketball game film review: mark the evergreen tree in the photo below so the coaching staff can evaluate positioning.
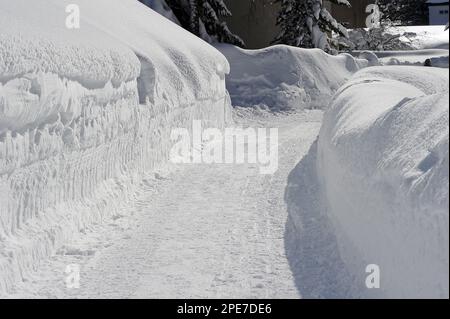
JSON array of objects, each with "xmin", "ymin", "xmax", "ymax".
[
  {"xmin": 273, "ymin": 0, "xmax": 350, "ymax": 53},
  {"xmin": 140, "ymin": 0, "xmax": 244, "ymax": 47},
  {"xmin": 377, "ymin": 0, "xmax": 429, "ymax": 26}
]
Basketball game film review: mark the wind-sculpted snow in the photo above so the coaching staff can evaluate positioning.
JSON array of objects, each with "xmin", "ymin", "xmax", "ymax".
[
  {"xmin": 216, "ymin": 44, "xmax": 370, "ymax": 110},
  {"xmin": 0, "ymin": 1, "xmax": 140, "ymax": 88},
  {"xmin": 316, "ymin": 66, "xmax": 449, "ymax": 298},
  {"xmin": 0, "ymin": 0, "xmax": 231, "ymax": 293}
]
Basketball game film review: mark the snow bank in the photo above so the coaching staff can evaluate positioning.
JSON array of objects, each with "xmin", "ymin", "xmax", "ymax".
[
  {"xmin": 317, "ymin": 66, "xmax": 449, "ymax": 298},
  {"xmin": 0, "ymin": 0, "xmax": 231, "ymax": 294},
  {"xmin": 216, "ymin": 44, "xmax": 371, "ymax": 110},
  {"xmin": 373, "ymin": 49, "xmax": 449, "ymax": 68}
]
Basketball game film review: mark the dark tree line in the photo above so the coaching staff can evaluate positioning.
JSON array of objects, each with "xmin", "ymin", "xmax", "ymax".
[
  {"xmin": 140, "ymin": 0, "xmax": 244, "ymax": 46},
  {"xmin": 140, "ymin": 0, "xmax": 433, "ymax": 50},
  {"xmin": 377, "ymin": 0, "xmax": 429, "ymax": 26}
]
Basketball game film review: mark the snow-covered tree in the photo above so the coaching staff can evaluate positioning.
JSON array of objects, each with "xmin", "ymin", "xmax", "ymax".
[
  {"xmin": 140, "ymin": 0, "xmax": 244, "ymax": 46},
  {"xmin": 338, "ymin": 26, "xmax": 408, "ymax": 51},
  {"xmin": 377, "ymin": 0, "xmax": 428, "ymax": 26},
  {"xmin": 273, "ymin": 0, "xmax": 350, "ymax": 53}
]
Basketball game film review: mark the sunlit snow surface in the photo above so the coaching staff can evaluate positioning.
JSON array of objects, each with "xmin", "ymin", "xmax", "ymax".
[
  {"xmin": 0, "ymin": 0, "xmax": 448, "ymax": 299},
  {"xmin": 216, "ymin": 44, "xmax": 370, "ymax": 111},
  {"xmin": 316, "ymin": 66, "xmax": 449, "ymax": 298},
  {"xmin": 0, "ymin": 0, "xmax": 231, "ymax": 293}
]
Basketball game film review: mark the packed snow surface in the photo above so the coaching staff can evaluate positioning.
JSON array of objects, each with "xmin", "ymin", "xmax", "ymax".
[
  {"xmin": 317, "ymin": 66, "xmax": 449, "ymax": 298},
  {"xmin": 216, "ymin": 44, "xmax": 370, "ymax": 110},
  {"xmin": 0, "ymin": 0, "xmax": 231, "ymax": 293},
  {"xmin": 1, "ymin": 0, "xmax": 448, "ymax": 299},
  {"xmin": 3, "ymin": 110, "xmax": 323, "ymax": 299}
]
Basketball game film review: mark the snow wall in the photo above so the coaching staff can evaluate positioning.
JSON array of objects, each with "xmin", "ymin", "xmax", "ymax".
[
  {"xmin": 0, "ymin": 0, "xmax": 232, "ymax": 293},
  {"xmin": 317, "ymin": 66, "xmax": 449, "ymax": 298},
  {"xmin": 216, "ymin": 44, "xmax": 372, "ymax": 110}
]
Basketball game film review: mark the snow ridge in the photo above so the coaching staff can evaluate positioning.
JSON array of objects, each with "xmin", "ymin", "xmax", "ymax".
[
  {"xmin": 0, "ymin": 0, "xmax": 232, "ymax": 293},
  {"xmin": 217, "ymin": 44, "xmax": 370, "ymax": 111},
  {"xmin": 317, "ymin": 66, "xmax": 449, "ymax": 298}
]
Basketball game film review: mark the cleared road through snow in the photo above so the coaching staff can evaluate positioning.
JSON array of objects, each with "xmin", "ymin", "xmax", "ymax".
[{"xmin": 7, "ymin": 110, "xmax": 322, "ymax": 299}]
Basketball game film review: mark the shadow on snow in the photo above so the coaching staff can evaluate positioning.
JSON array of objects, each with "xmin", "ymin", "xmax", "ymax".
[{"xmin": 283, "ymin": 140, "xmax": 368, "ymax": 299}]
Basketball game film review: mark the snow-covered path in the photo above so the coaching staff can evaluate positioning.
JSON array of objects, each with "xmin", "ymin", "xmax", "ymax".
[{"xmin": 8, "ymin": 110, "xmax": 323, "ymax": 299}]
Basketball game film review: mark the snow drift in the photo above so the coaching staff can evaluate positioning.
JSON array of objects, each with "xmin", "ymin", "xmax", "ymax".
[
  {"xmin": 371, "ymin": 49, "xmax": 449, "ymax": 68},
  {"xmin": 0, "ymin": 0, "xmax": 231, "ymax": 294},
  {"xmin": 216, "ymin": 44, "xmax": 371, "ymax": 110},
  {"xmin": 317, "ymin": 66, "xmax": 449, "ymax": 298}
]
